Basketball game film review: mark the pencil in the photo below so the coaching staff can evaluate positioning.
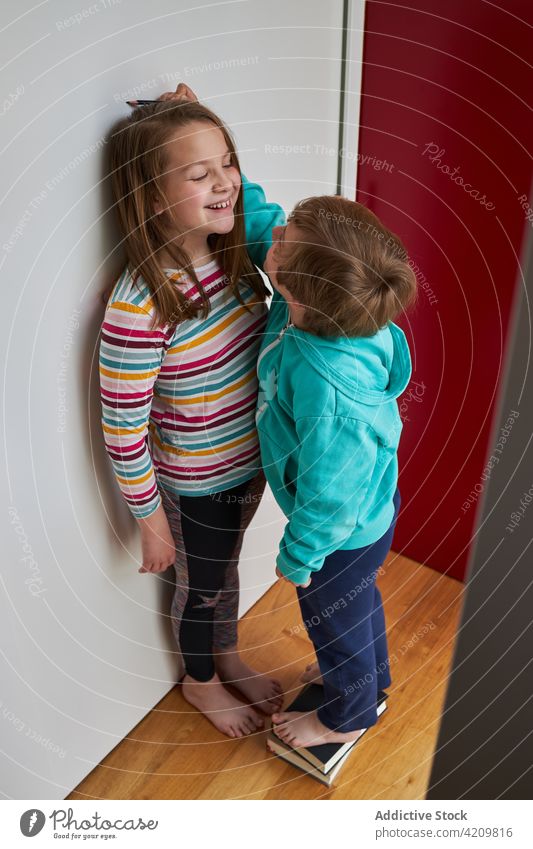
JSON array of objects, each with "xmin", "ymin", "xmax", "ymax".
[{"xmin": 126, "ymin": 99, "xmax": 161, "ymax": 106}]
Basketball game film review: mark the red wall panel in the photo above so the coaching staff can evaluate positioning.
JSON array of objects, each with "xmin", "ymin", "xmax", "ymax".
[{"xmin": 356, "ymin": 1, "xmax": 533, "ymax": 580}]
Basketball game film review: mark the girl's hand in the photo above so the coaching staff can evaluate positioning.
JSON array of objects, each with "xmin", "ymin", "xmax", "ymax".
[
  {"xmin": 157, "ymin": 82, "xmax": 198, "ymax": 103},
  {"xmin": 275, "ymin": 566, "xmax": 311, "ymax": 588},
  {"xmin": 137, "ymin": 505, "xmax": 176, "ymax": 573}
]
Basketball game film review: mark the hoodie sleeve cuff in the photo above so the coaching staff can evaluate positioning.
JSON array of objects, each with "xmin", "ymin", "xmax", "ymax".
[{"xmin": 276, "ymin": 554, "xmax": 313, "ymax": 587}]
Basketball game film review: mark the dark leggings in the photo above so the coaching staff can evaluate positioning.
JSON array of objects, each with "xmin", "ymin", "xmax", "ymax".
[{"xmin": 179, "ymin": 478, "xmax": 251, "ymax": 682}]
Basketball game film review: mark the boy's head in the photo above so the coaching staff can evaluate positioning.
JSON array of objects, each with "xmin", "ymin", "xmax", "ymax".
[{"xmin": 265, "ymin": 196, "xmax": 418, "ymax": 337}]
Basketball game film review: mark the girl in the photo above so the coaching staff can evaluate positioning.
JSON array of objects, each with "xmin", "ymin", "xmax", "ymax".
[{"xmin": 99, "ymin": 96, "xmax": 285, "ymax": 738}]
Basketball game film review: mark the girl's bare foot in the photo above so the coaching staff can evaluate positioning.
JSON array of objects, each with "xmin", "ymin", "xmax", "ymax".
[
  {"xmin": 300, "ymin": 662, "xmax": 323, "ymax": 685},
  {"xmin": 181, "ymin": 672, "xmax": 264, "ymax": 738},
  {"xmin": 214, "ymin": 650, "xmax": 284, "ymax": 715},
  {"xmin": 272, "ymin": 709, "xmax": 365, "ymax": 748}
]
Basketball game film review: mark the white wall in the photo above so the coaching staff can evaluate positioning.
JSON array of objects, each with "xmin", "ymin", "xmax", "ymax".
[{"xmin": 0, "ymin": 0, "xmax": 365, "ymax": 798}]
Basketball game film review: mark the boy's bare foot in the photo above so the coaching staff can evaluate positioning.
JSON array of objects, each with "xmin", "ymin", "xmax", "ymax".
[
  {"xmin": 300, "ymin": 662, "xmax": 323, "ymax": 685},
  {"xmin": 214, "ymin": 651, "xmax": 284, "ymax": 715},
  {"xmin": 181, "ymin": 672, "xmax": 264, "ymax": 738},
  {"xmin": 271, "ymin": 709, "xmax": 365, "ymax": 748}
]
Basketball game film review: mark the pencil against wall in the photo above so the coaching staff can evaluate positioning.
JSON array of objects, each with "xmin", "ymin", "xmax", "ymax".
[{"xmin": 126, "ymin": 100, "xmax": 160, "ymax": 106}]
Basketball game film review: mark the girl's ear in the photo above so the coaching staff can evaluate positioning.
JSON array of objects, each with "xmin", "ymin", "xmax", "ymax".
[{"xmin": 152, "ymin": 196, "xmax": 163, "ymax": 215}]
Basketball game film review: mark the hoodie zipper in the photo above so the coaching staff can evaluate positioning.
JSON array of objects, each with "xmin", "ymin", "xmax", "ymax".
[{"xmin": 257, "ymin": 316, "xmax": 293, "ymax": 369}]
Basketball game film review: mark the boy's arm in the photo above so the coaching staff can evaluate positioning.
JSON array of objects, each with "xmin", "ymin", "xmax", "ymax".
[
  {"xmin": 277, "ymin": 415, "xmax": 378, "ymax": 586},
  {"xmin": 99, "ymin": 300, "xmax": 170, "ymax": 519},
  {"xmin": 241, "ymin": 173, "xmax": 286, "ymax": 271}
]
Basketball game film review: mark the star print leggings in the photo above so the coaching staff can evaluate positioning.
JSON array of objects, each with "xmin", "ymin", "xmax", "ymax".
[{"xmin": 159, "ymin": 470, "xmax": 266, "ymax": 682}]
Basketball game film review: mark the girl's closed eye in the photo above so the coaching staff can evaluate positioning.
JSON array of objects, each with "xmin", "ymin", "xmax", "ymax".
[
  {"xmin": 190, "ymin": 155, "xmax": 234, "ymax": 182},
  {"xmin": 190, "ymin": 167, "xmax": 232, "ymax": 182}
]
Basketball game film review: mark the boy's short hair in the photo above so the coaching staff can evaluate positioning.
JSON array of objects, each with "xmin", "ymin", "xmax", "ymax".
[{"xmin": 277, "ymin": 195, "xmax": 418, "ymax": 337}]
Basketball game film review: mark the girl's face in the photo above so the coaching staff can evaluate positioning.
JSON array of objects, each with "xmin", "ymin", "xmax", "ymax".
[{"xmin": 154, "ymin": 120, "xmax": 241, "ymax": 253}]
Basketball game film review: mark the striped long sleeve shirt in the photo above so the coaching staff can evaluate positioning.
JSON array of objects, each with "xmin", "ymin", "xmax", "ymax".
[{"xmin": 99, "ymin": 259, "xmax": 268, "ymax": 518}]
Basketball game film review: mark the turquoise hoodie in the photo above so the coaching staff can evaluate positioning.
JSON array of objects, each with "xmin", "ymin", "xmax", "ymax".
[{"xmin": 242, "ymin": 176, "xmax": 412, "ymax": 586}]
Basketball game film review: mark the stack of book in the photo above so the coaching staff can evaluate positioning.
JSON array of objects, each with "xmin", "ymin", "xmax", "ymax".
[{"xmin": 267, "ymin": 683, "xmax": 388, "ymax": 786}]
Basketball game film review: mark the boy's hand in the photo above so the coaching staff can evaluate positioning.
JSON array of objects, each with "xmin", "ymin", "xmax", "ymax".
[
  {"xmin": 137, "ymin": 505, "xmax": 176, "ymax": 573},
  {"xmin": 275, "ymin": 566, "xmax": 311, "ymax": 588},
  {"xmin": 157, "ymin": 82, "xmax": 198, "ymax": 103}
]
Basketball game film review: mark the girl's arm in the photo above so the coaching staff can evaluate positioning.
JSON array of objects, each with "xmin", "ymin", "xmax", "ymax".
[
  {"xmin": 99, "ymin": 295, "xmax": 170, "ymax": 521},
  {"xmin": 99, "ymin": 294, "xmax": 176, "ymax": 572}
]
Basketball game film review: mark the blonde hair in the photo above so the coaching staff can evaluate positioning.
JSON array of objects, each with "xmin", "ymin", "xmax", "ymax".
[
  {"xmin": 278, "ymin": 195, "xmax": 418, "ymax": 337},
  {"xmin": 107, "ymin": 100, "xmax": 267, "ymax": 329}
]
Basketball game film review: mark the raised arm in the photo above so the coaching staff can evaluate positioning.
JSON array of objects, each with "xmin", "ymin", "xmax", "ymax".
[{"xmin": 241, "ymin": 173, "xmax": 286, "ymax": 271}]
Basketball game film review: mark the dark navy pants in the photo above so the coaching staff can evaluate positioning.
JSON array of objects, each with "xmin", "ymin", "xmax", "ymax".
[{"xmin": 296, "ymin": 487, "xmax": 401, "ymax": 732}]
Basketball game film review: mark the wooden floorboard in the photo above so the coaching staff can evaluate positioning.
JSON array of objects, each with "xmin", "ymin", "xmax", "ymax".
[{"xmin": 68, "ymin": 551, "xmax": 463, "ymax": 800}]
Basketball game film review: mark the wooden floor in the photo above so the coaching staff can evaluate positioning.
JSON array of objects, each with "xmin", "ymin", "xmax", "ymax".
[{"xmin": 68, "ymin": 551, "xmax": 463, "ymax": 800}]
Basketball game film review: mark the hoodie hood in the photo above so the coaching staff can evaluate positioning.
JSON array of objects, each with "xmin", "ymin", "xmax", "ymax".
[{"xmin": 288, "ymin": 322, "xmax": 412, "ymax": 405}]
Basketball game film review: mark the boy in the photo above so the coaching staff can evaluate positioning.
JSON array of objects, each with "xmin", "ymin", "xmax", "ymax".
[{"xmin": 256, "ymin": 195, "xmax": 417, "ymax": 747}]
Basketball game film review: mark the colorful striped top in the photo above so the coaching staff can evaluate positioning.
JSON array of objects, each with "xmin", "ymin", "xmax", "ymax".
[{"xmin": 99, "ymin": 260, "xmax": 267, "ymax": 518}]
